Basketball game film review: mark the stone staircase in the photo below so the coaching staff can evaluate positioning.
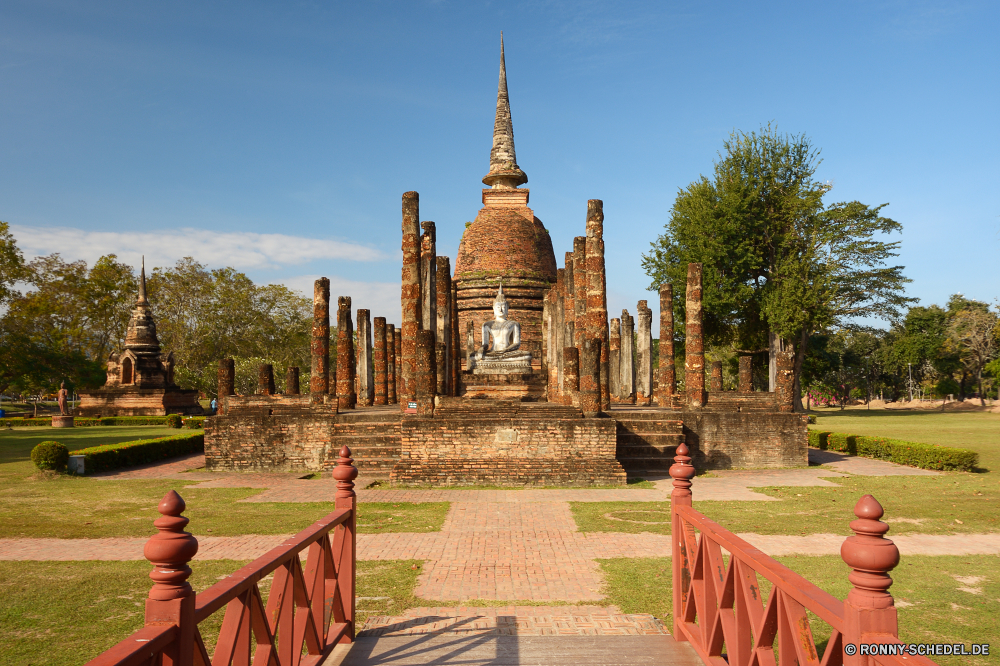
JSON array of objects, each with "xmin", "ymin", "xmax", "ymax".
[
  {"xmin": 613, "ymin": 411, "xmax": 685, "ymax": 475},
  {"xmin": 332, "ymin": 409, "xmax": 400, "ymax": 473},
  {"xmin": 434, "ymin": 397, "xmax": 583, "ymax": 420}
]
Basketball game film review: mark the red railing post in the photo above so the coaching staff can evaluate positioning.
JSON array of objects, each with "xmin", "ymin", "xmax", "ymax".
[
  {"xmin": 333, "ymin": 445, "xmax": 358, "ymax": 642},
  {"xmin": 669, "ymin": 442, "xmax": 696, "ymax": 637},
  {"xmin": 841, "ymin": 494, "xmax": 900, "ymax": 665},
  {"xmin": 144, "ymin": 490, "xmax": 199, "ymax": 666}
]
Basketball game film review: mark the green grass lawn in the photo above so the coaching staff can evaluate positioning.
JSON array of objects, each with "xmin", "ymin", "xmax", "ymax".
[
  {"xmin": 572, "ymin": 473, "xmax": 999, "ymax": 536},
  {"xmin": 599, "ymin": 554, "xmax": 999, "ymax": 666},
  {"xmin": 0, "ymin": 426, "xmax": 449, "ymax": 538},
  {"xmin": 809, "ymin": 409, "xmax": 1000, "ymax": 473}
]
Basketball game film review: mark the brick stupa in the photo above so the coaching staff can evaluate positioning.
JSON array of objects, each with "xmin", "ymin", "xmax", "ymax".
[
  {"xmin": 76, "ymin": 259, "xmax": 203, "ymax": 417},
  {"xmin": 454, "ymin": 35, "xmax": 557, "ymax": 367}
]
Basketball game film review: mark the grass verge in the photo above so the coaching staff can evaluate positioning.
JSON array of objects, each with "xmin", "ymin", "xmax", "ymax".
[
  {"xmin": 571, "ymin": 473, "xmax": 999, "ymax": 535},
  {"xmin": 599, "ymin": 555, "xmax": 999, "ymax": 666}
]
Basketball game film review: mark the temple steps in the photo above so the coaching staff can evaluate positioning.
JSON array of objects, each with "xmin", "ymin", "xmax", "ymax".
[{"xmin": 613, "ymin": 416, "xmax": 685, "ymax": 475}]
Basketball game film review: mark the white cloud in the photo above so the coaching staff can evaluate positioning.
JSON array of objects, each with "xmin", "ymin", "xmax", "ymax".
[
  {"xmin": 280, "ymin": 274, "xmax": 402, "ymax": 327},
  {"xmin": 9, "ymin": 225, "xmax": 386, "ymax": 270}
]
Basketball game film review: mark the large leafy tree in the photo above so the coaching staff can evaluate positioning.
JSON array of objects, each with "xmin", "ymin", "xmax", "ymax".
[{"xmin": 642, "ymin": 126, "xmax": 913, "ymax": 409}]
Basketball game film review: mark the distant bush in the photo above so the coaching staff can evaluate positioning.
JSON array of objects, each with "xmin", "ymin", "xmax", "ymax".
[
  {"xmin": 31, "ymin": 441, "xmax": 69, "ymax": 471},
  {"xmin": 71, "ymin": 433, "xmax": 204, "ymax": 474},
  {"xmin": 809, "ymin": 430, "xmax": 977, "ymax": 472},
  {"xmin": 166, "ymin": 414, "xmax": 183, "ymax": 428},
  {"xmin": 182, "ymin": 416, "xmax": 205, "ymax": 429}
]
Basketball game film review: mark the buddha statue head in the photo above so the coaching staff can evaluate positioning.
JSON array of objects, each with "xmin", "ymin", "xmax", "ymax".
[{"xmin": 493, "ymin": 281, "xmax": 509, "ymax": 320}]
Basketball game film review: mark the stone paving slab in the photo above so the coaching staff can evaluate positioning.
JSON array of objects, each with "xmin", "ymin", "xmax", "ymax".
[{"xmin": 359, "ymin": 609, "xmax": 670, "ymax": 636}]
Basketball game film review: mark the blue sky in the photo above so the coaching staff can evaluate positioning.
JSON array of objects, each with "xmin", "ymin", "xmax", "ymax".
[{"xmin": 2, "ymin": 1, "xmax": 997, "ymax": 334}]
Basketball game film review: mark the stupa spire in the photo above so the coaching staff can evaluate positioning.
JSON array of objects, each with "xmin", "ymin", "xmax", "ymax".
[
  {"xmin": 137, "ymin": 256, "xmax": 148, "ymax": 305},
  {"xmin": 483, "ymin": 33, "xmax": 527, "ymax": 189}
]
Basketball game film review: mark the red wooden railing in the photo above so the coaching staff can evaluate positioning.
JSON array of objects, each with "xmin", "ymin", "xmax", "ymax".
[
  {"xmin": 669, "ymin": 442, "xmax": 939, "ymax": 666},
  {"xmin": 86, "ymin": 445, "xmax": 359, "ymax": 666}
]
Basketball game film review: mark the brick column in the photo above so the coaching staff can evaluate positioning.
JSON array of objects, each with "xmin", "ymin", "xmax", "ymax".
[
  {"xmin": 415, "ymin": 330, "xmax": 436, "ymax": 417},
  {"xmin": 573, "ymin": 237, "xmax": 587, "ymax": 348},
  {"xmin": 579, "ymin": 338, "xmax": 602, "ymax": 416},
  {"xmin": 356, "ymin": 309, "xmax": 373, "ymax": 406},
  {"xmin": 608, "ymin": 317, "xmax": 621, "ymax": 402},
  {"xmin": 257, "ymin": 364, "xmax": 274, "ymax": 395},
  {"xmin": 420, "ymin": 222, "xmax": 436, "ymax": 334},
  {"xmin": 585, "ymin": 201, "xmax": 610, "ymax": 412},
  {"xmin": 542, "ymin": 287, "xmax": 550, "ymax": 391},
  {"xmin": 336, "ymin": 296, "xmax": 357, "ymax": 409},
  {"xmin": 562, "ymin": 347, "xmax": 579, "ymax": 407},
  {"xmin": 657, "ymin": 283, "xmax": 675, "ymax": 404},
  {"xmin": 285, "ymin": 367, "xmax": 299, "ymax": 395},
  {"xmin": 775, "ymin": 350, "xmax": 795, "ymax": 412},
  {"xmin": 685, "ymin": 263, "xmax": 706, "ymax": 409},
  {"xmin": 738, "ymin": 355, "xmax": 752, "ymax": 392},
  {"xmin": 554, "ymin": 268, "xmax": 565, "ymax": 398},
  {"xmin": 710, "ymin": 361, "xmax": 723, "ymax": 392},
  {"xmin": 386, "ymin": 324, "xmax": 396, "ymax": 404},
  {"xmin": 374, "ymin": 317, "xmax": 387, "ymax": 405},
  {"xmin": 311, "ymin": 278, "xmax": 330, "ymax": 397},
  {"xmin": 435, "ymin": 256, "xmax": 451, "ymax": 395},
  {"xmin": 620, "ymin": 310, "xmax": 636, "ymax": 404},
  {"xmin": 451, "ymin": 282, "xmax": 459, "ymax": 396},
  {"xmin": 400, "ymin": 191, "xmax": 421, "ymax": 412},
  {"xmin": 636, "ymin": 300, "xmax": 653, "ymax": 406},
  {"xmin": 218, "ymin": 359, "xmax": 234, "ymax": 414},
  {"xmin": 563, "ymin": 252, "xmax": 575, "ymax": 351},
  {"xmin": 393, "ymin": 328, "xmax": 402, "ymax": 403}
]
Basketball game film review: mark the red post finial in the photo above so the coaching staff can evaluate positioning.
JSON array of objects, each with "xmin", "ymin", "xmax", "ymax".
[
  {"xmin": 669, "ymin": 442, "xmax": 696, "ymax": 504},
  {"xmin": 144, "ymin": 490, "xmax": 199, "ymax": 602},
  {"xmin": 333, "ymin": 445, "xmax": 358, "ymax": 501},
  {"xmin": 841, "ymin": 495, "xmax": 900, "ymax": 610}
]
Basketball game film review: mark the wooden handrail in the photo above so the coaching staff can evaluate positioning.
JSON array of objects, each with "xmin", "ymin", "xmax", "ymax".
[
  {"xmin": 86, "ymin": 445, "xmax": 358, "ymax": 666},
  {"xmin": 668, "ymin": 442, "xmax": 941, "ymax": 666}
]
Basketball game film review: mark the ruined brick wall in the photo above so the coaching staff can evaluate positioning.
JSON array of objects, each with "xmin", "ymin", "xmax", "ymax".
[
  {"xmin": 680, "ymin": 411, "xmax": 807, "ymax": 468},
  {"xmin": 391, "ymin": 405, "xmax": 625, "ymax": 486}
]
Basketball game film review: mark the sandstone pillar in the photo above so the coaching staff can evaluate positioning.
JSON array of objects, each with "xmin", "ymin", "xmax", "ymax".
[
  {"xmin": 258, "ymin": 364, "xmax": 275, "ymax": 395},
  {"xmin": 420, "ymin": 222, "xmax": 437, "ymax": 334},
  {"xmin": 685, "ymin": 263, "xmax": 706, "ymax": 408},
  {"xmin": 356, "ymin": 309, "xmax": 373, "ymax": 406},
  {"xmin": 775, "ymin": 350, "xmax": 795, "ymax": 412},
  {"xmin": 619, "ymin": 310, "xmax": 636, "ymax": 404},
  {"xmin": 435, "ymin": 256, "xmax": 451, "ymax": 395},
  {"xmin": 710, "ymin": 361, "xmax": 723, "ymax": 392},
  {"xmin": 435, "ymin": 342, "xmax": 447, "ymax": 396},
  {"xmin": 374, "ymin": 317, "xmax": 388, "ymax": 405},
  {"xmin": 415, "ymin": 330, "xmax": 436, "ymax": 417},
  {"xmin": 218, "ymin": 359, "xmax": 235, "ymax": 414},
  {"xmin": 466, "ymin": 321, "xmax": 475, "ymax": 371},
  {"xmin": 636, "ymin": 300, "xmax": 653, "ymax": 406},
  {"xmin": 311, "ymin": 278, "xmax": 331, "ymax": 397},
  {"xmin": 585, "ymin": 201, "xmax": 610, "ymax": 411},
  {"xmin": 400, "ymin": 191, "xmax": 421, "ymax": 412},
  {"xmin": 738, "ymin": 355, "xmax": 752, "ymax": 392},
  {"xmin": 554, "ymin": 269, "xmax": 565, "ymax": 396},
  {"xmin": 572, "ymin": 237, "xmax": 587, "ymax": 348},
  {"xmin": 541, "ymin": 287, "xmax": 550, "ymax": 392},
  {"xmin": 657, "ymin": 283, "xmax": 675, "ymax": 404},
  {"xmin": 562, "ymin": 347, "xmax": 579, "ymax": 407},
  {"xmin": 285, "ymin": 367, "xmax": 299, "ymax": 395},
  {"xmin": 386, "ymin": 324, "xmax": 397, "ymax": 404},
  {"xmin": 394, "ymin": 328, "xmax": 402, "ymax": 403},
  {"xmin": 579, "ymin": 338, "xmax": 602, "ymax": 416},
  {"xmin": 563, "ymin": 252, "xmax": 575, "ymax": 351},
  {"xmin": 336, "ymin": 296, "xmax": 357, "ymax": 409},
  {"xmin": 609, "ymin": 318, "xmax": 621, "ymax": 402}
]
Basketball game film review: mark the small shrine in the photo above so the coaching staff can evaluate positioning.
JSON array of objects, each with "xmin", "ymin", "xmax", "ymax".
[{"xmin": 76, "ymin": 260, "xmax": 203, "ymax": 417}]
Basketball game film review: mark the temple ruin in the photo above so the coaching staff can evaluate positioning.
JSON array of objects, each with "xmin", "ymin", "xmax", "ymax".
[
  {"xmin": 77, "ymin": 259, "xmax": 203, "ymax": 417},
  {"xmin": 204, "ymin": 37, "xmax": 806, "ymax": 484}
]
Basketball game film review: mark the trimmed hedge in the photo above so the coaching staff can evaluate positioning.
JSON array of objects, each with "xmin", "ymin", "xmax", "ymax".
[
  {"xmin": 0, "ymin": 415, "xmax": 188, "ymax": 427},
  {"xmin": 809, "ymin": 430, "xmax": 978, "ymax": 472},
  {"xmin": 70, "ymin": 433, "xmax": 204, "ymax": 474},
  {"xmin": 31, "ymin": 441, "xmax": 69, "ymax": 471}
]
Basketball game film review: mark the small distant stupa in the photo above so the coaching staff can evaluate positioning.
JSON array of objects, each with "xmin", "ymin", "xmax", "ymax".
[{"xmin": 76, "ymin": 258, "xmax": 203, "ymax": 416}]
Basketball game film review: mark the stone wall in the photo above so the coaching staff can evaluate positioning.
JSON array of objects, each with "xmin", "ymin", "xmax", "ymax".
[{"xmin": 680, "ymin": 411, "xmax": 807, "ymax": 469}]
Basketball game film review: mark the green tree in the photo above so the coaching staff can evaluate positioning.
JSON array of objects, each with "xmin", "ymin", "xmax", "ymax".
[
  {"xmin": 642, "ymin": 125, "xmax": 913, "ymax": 409},
  {"xmin": 948, "ymin": 299, "xmax": 997, "ymax": 406},
  {"xmin": 0, "ymin": 222, "xmax": 27, "ymax": 308}
]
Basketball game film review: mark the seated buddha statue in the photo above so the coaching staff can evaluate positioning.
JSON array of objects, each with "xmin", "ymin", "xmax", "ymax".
[{"xmin": 472, "ymin": 282, "xmax": 532, "ymax": 372}]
